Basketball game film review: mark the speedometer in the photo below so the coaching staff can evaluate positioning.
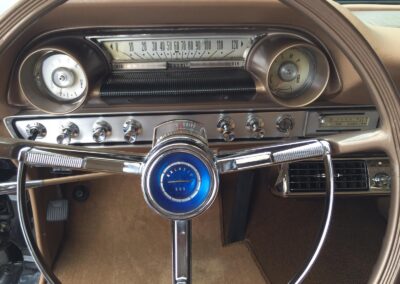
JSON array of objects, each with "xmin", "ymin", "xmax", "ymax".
[{"xmin": 95, "ymin": 35, "xmax": 255, "ymax": 70}]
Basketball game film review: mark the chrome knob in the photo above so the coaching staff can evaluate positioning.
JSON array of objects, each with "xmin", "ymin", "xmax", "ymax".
[
  {"xmin": 56, "ymin": 122, "xmax": 79, "ymax": 145},
  {"xmin": 372, "ymin": 172, "xmax": 391, "ymax": 189},
  {"xmin": 25, "ymin": 122, "xmax": 47, "ymax": 140},
  {"xmin": 217, "ymin": 117, "xmax": 235, "ymax": 142},
  {"xmin": 123, "ymin": 119, "xmax": 142, "ymax": 144},
  {"xmin": 246, "ymin": 117, "xmax": 265, "ymax": 139},
  {"xmin": 276, "ymin": 115, "xmax": 294, "ymax": 133},
  {"xmin": 92, "ymin": 121, "xmax": 112, "ymax": 143}
]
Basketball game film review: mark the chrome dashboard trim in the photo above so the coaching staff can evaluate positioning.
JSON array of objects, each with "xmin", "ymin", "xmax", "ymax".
[
  {"xmin": 4, "ymin": 108, "xmax": 379, "ymax": 147},
  {"xmin": 5, "ymin": 111, "xmax": 308, "ymax": 145}
]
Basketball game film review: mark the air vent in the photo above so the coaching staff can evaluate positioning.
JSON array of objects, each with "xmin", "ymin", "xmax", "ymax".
[{"xmin": 288, "ymin": 160, "xmax": 369, "ymax": 193}]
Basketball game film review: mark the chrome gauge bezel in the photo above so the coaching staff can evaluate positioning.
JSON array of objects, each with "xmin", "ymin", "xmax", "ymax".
[
  {"xmin": 266, "ymin": 43, "xmax": 330, "ymax": 106},
  {"xmin": 37, "ymin": 52, "xmax": 87, "ymax": 103},
  {"xmin": 267, "ymin": 45, "xmax": 316, "ymax": 99},
  {"xmin": 246, "ymin": 34, "xmax": 331, "ymax": 108},
  {"xmin": 18, "ymin": 48, "xmax": 88, "ymax": 114}
]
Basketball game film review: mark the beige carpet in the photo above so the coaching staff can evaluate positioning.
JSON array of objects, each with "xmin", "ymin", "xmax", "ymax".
[
  {"xmin": 54, "ymin": 175, "xmax": 266, "ymax": 284},
  {"xmin": 246, "ymin": 176, "xmax": 387, "ymax": 284}
]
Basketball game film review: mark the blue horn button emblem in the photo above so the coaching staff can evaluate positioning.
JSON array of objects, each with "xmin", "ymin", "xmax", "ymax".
[
  {"xmin": 161, "ymin": 162, "xmax": 201, "ymax": 202},
  {"xmin": 147, "ymin": 152, "xmax": 214, "ymax": 215}
]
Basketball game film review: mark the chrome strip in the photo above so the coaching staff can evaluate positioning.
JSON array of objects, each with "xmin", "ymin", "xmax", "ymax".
[
  {"xmin": 172, "ymin": 220, "xmax": 191, "ymax": 284},
  {"xmin": 6, "ymin": 109, "xmax": 379, "ymax": 147}
]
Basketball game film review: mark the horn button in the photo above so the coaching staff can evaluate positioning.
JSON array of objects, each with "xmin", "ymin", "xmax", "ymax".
[{"xmin": 142, "ymin": 120, "xmax": 218, "ymax": 219}]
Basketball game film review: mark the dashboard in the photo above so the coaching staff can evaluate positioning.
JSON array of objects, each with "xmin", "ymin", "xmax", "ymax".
[
  {"xmin": 3, "ymin": 3, "xmax": 400, "ymax": 284},
  {"xmin": 4, "ymin": 27, "xmax": 379, "ymax": 148}
]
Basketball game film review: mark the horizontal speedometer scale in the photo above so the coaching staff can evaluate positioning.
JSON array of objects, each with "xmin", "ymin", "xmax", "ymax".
[
  {"xmin": 94, "ymin": 34, "xmax": 257, "ymax": 103},
  {"xmin": 95, "ymin": 35, "xmax": 255, "ymax": 69},
  {"xmin": 102, "ymin": 36, "xmax": 252, "ymax": 61}
]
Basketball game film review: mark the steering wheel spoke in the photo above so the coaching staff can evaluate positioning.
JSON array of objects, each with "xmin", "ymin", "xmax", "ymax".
[
  {"xmin": 173, "ymin": 220, "xmax": 192, "ymax": 284},
  {"xmin": 216, "ymin": 139, "xmax": 330, "ymax": 174},
  {"xmin": 0, "ymin": 137, "xmax": 145, "ymax": 175}
]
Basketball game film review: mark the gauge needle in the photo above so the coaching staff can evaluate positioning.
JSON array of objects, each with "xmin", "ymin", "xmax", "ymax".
[
  {"xmin": 118, "ymin": 50, "xmax": 135, "ymax": 60},
  {"xmin": 167, "ymin": 180, "xmax": 192, "ymax": 184}
]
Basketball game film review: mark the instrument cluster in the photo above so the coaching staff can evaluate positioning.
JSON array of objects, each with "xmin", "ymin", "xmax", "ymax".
[
  {"xmin": 12, "ymin": 28, "xmax": 340, "ymax": 114},
  {"xmin": 5, "ymin": 27, "xmax": 377, "ymax": 147}
]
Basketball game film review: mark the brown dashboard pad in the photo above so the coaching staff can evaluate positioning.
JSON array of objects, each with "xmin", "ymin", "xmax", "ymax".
[{"xmin": 54, "ymin": 175, "xmax": 265, "ymax": 284}]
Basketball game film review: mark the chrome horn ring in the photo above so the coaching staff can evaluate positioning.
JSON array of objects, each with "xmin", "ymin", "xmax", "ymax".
[{"xmin": 9, "ymin": 119, "xmax": 334, "ymax": 284}]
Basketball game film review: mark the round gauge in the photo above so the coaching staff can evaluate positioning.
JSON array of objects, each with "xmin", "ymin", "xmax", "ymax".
[
  {"xmin": 268, "ymin": 47, "xmax": 314, "ymax": 98},
  {"xmin": 39, "ymin": 53, "xmax": 87, "ymax": 102}
]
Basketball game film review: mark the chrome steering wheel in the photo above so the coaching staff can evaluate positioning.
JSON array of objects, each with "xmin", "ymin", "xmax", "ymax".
[{"xmin": 8, "ymin": 119, "xmax": 333, "ymax": 284}]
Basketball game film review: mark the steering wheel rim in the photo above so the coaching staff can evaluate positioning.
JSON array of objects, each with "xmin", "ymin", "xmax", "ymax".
[
  {"xmin": 281, "ymin": 1, "xmax": 400, "ymax": 283},
  {"xmin": 1, "ymin": 0, "xmax": 399, "ymax": 283}
]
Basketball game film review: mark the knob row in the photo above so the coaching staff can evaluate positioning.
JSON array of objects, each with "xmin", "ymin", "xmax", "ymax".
[
  {"xmin": 26, "ymin": 119, "xmax": 142, "ymax": 145},
  {"xmin": 217, "ymin": 115, "xmax": 294, "ymax": 142},
  {"xmin": 25, "ymin": 116, "xmax": 294, "ymax": 144}
]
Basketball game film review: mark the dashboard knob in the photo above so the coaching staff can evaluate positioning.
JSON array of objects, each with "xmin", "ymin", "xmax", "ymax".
[
  {"xmin": 25, "ymin": 122, "xmax": 47, "ymax": 140},
  {"xmin": 217, "ymin": 117, "xmax": 235, "ymax": 142},
  {"xmin": 246, "ymin": 117, "xmax": 265, "ymax": 139},
  {"xmin": 276, "ymin": 115, "xmax": 294, "ymax": 133},
  {"xmin": 92, "ymin": 121, "xmax": 112, "ymax": 143},
  {"xmin": 123, "ymin": 119, "xmax": 142, "ymax": 144},
  {"xmin": 372, "ymin": 172, "xmax": 391, "ymax": 189},
  {"xmin": 56, "ymin": 122, "xmax": 79, "ymax": 145}
]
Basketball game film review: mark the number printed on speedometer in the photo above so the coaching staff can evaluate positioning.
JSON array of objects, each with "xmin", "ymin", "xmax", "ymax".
[{"xmin": 100, "ymin": 36, "xmax": 253, "ymax": 62}]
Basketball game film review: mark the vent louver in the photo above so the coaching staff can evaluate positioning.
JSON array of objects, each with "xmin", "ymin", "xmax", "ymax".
[{"xmin": 288, "ymin": 160, "xmax": 369, "ymax": 192}]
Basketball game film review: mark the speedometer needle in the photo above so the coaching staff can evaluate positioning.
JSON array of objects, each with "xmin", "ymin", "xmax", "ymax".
[{"xmin": 167, "ymin": 180, "xmax": 192, "ymax": 184}]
